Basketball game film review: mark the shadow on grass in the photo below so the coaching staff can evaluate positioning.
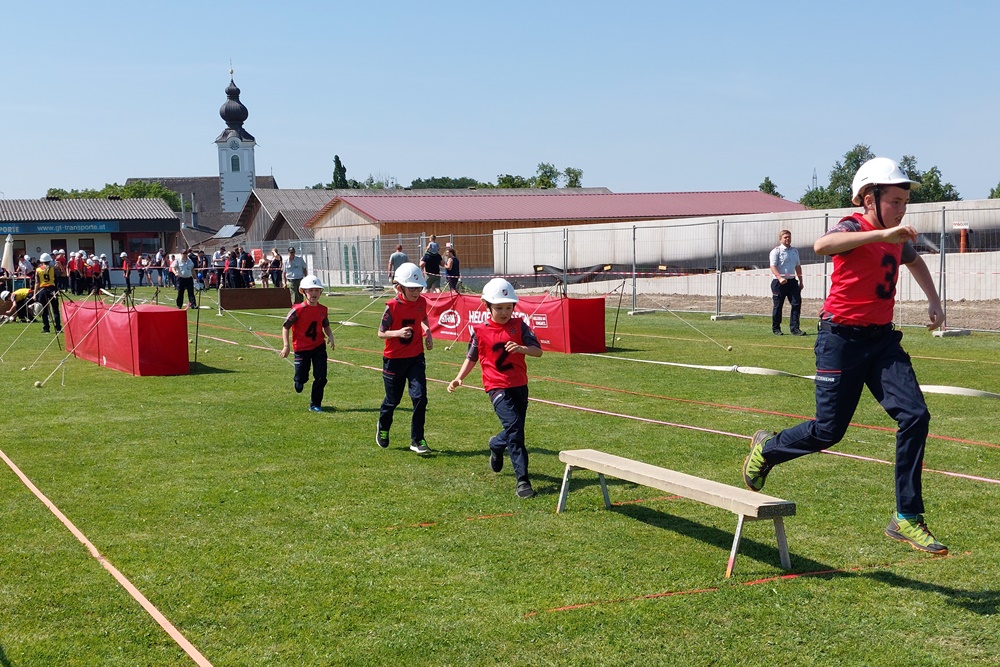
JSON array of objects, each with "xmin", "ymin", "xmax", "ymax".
[
  {"xmin": 613, "ymin": 503, "xmax": 834, "ymax": 574},
  {"xmin": 0, "ymin": 643, "xmax": 12, "ymax": 667},
  {"xmin": 188, "ymin": 362, "xmax": 237, "ymax": 375},
  {"xmin": 866, "ymin": 570, "xmax": 1000, "ymax": 616}
]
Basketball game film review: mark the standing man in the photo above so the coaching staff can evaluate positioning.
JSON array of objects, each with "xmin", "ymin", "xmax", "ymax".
[
  {"xmin": 171, "ymin": 249, "xmax": 197, "ymax": 310},
  {"xmin": 769, "ymin": 229, "xmax": 804, "ymax": 336},
  {"xmin": 212, "ymin": 246, "xmax": 226, "ymax": 289},
  {"xmin": 419, "ymin": 241, "xmax": 442, "ymax": 293},
  {"xmin": 120, "ymin": 252, "xmax": 132, "ymax": 291},
  {"xmin": 284, "ymin": 246, "xmax": 307, "ymax": 305},
  {"xmin": 387, "ymin": 244, "xmax": 409, "ymax": 279},
  {"xmin": 743, "ymin": 157, "xmax": 947, "ymax": 555}
]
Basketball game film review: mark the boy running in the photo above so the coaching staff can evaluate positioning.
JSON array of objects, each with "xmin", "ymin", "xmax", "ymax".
[
  {"xmin": 279, "ymin": 275, "xmax": 335, "ymax": 413},
  {"xmin": 448, "ymin": 278, "xmax": 543, "ymax": 498},
  {"xmin": 743, "ymin": 157, "xmax": 947, "ymax": 555},
  {"xmin": 376, "ymin": 263, "xmax": 434, "ymax": 455}
]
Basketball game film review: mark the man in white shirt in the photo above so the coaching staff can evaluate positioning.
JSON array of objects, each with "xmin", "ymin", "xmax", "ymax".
[
  {"xmin": 171, "ymin": 248, "xmax": 197, "ymax": 309},
  {"xmin": 769, "ymin": 229, "xmax": 804, "ymax": 336},
  {"xmin": 283, "ymin": 247, "xmax": 308, "ymax": 304}
]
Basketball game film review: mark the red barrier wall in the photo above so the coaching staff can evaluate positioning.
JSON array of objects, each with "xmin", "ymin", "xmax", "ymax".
[
  {"xmin": 63, "ymin": 301, "xmax": 190, "ymax": 376},
  {"xmin": 424, "ymin": 293, "xmax": 605, "ymax": 353}
]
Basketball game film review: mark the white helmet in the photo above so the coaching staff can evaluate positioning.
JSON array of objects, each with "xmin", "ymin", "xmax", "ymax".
[
  {"xmin": 39, "ymin": 252, "xmax": 52, "ymax": 263},
  {"xmin": 1, "ymin": 290, "xmax": 10, "ymax": 301},
  {"xmin": 29, "ymin": 302, "xmax": 43, "ymax": 317},
  {"xmin": 393, "ymin": 262, "xmax": 426, "ymax": 288},
  {"xmin": 299, "ymin": 275, "xmax": 324, "ymax": 290},
  {"xmin": 851, "ymin": 157, "xmax": 919, "ymax": 206},
  {"xmin": 120, "ymin": 252, "xmax": 128, "ymax": 258},
  {"xmin": 482, "ymin": 278, "xmax": 518, "ymax": 304}
]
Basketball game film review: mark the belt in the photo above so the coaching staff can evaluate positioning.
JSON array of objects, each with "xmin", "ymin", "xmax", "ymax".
[{"xmin": 818, "ymin": 319, "xmax": 894, "ymax": 339}]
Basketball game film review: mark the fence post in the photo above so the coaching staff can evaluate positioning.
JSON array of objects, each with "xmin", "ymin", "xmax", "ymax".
[
  {"xmin": 562, "ymin": 228, "xmax": 568, "ymax": 297},
  {"xmin": 715, "ymin": 219, "xmax": 723, "ymax": 317},
  {"xmin": 822, "ymin": 214, "xmax": 830, "ymax": 301},
  {"xmin": 503, "ymin": 231, "xmax": 508, "ymax": 279},
  {"xmin": 939, "ymin": 206, "xmax": 947, "ymax": 322},
  {"xmin": 632, "ymin": 225, "xmax": 638, "ymax": 313}
]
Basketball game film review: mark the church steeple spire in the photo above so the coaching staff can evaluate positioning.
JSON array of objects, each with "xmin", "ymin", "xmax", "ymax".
[{"xmin": 215, "ymin": 69, "xmax": 257, "ymax": 213}]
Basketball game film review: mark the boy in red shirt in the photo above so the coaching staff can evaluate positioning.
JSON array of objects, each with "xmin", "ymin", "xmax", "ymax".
[
  {"xmin": 448, "ymin": 278, "xmax": 543, "ymax": 498},
  {"xmin": 279, "ymin": 275, "xmax": 335, "ymax": 412},
  {"xmin": 743, "ymin": 157, "xmax": 947, "ymax": 555},
  {"xmin": 376, "ymin": 263, "xmax": 434, "ymax": 454}
]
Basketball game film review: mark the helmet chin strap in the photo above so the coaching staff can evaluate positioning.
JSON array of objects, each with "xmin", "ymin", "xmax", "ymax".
[{"xmin": 872, "ymin": 184, "xmax": 886, "ymax": 229}]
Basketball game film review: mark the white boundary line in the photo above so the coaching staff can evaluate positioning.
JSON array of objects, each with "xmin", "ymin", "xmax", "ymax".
[{"xmin": 0, "ymin": 447, "xmax": 215, "ymax": 666}]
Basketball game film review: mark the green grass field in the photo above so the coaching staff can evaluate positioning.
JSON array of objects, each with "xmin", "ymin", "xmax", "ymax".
[{"xmin": 2, "ymin": 287, "xmax": 998, "ymax": 666}]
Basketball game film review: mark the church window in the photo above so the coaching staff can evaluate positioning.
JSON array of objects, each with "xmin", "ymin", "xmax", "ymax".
[{"xmin": 231, "ymin": 154, "xmax": 241, "ymax": 172}]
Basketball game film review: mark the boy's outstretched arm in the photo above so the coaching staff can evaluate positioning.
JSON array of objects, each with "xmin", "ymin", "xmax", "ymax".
[
  {"xmin": 905, "ymin": 255, "xmax": 945, "ymax": 330},
  {"xmin": 447, "ymin": 358, "xmax": 476, "ymax": 392}
]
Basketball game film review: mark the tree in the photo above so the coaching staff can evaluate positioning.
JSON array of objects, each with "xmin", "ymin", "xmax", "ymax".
[
  {"xmin": 46, "ymin": 182, "xmax": 181, "ymax": 211},
  {"xmin": 409, "ymin": 176, "xmax": 480, "ymax": 189},
  {"xmin": 496, "ymin": 174, "xmax": 535, "ymax": 188},
  {"xmin": 535, "ymin": 162, "xmax": 561, "ymax": 189},
  {"xmin": 564, "ymin": 167, "xmax": 583, "ymax": 188},
  {"xmin": 899, "ymin": 155, "xmax": 961, "ymax": 203},
  {"xmin": 332, "ymin": 155, "xmax": 349, "ymax": 189},
  {"xmin": 758, "ymin": 176, "xmax": 782, "ymax": 198},
  {"xmin": 989, "ymin": 182, "xmax": 1000, "ymax": 199}
]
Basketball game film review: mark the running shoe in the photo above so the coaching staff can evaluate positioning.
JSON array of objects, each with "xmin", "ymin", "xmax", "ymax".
[
  {"xmin": 885, "ymin": 514, "xmax": 948, "ymax": 555},
  {"xmin": 410, "ymin": 439, "xmax": 431, "ymax": 455},
  {"xmin": 376, "ymin": 426, "xmax": 390, "ymax": 449},
  {"xmin": 309, "ymin": 405, "xmax": 322, "ymax": 413},
  {"xmin": 743, "ymin": 430, "xmax": 775, "ymax": 492},
  {"xmin": 490, "ymin": 449, "xmax": 504, "ymax": 473},
  {"xmin": 516, "ymin": 480, "xmax": 536, "ymax": 499},
  {"xmin": 294, "ymin": 381, "xmax": 304, "ymax": 393}
]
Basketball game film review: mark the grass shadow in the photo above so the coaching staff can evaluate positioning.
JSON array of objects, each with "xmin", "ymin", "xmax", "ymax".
[
  {"xmin": 612, "ymin": 503, "xmax": 832, "ymax": 575},
  {"xmin": 866, "ymin": 570, "xmax": 1000, "ymax": 615},
  {"xmin": 187, "ymin": 362, "xmax": 237, "ymax": 375},
  {"xmin": 0, "ymin": 643, "xmax": 12, "ymax": 667}
]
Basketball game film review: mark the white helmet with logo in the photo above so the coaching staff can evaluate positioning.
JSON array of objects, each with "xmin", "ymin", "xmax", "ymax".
[
  {"xmin": 851, "ymin": 157, "xmax": 919, "ymax": 206},
  {"xmin": 299, "ymin": 275, "xmax": 324, "ymax": 290},
  {"xmin": 39, "ymin": 252, "xmax": 52, "ymax": 263},
  {"xmin": 393, "ymin": 262, "xmax": 426, "ymax": 288},
  {"xmin": 482, "ymin": 278, "xmax": 518, "ymax": 304}
]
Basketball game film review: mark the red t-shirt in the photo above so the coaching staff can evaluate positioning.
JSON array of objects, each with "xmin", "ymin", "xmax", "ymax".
[
  {"xmin": 380, "ymin": 295, "xmax": 427, "ymax": 359},
  {"xmin": 283, "ymin": 302, "xmax": 329, "ymax": 352},
  {"xmin": 467, "ymin": 317, "xmax": 539, "ymax": 391},
  {"xmin": 821, "ymin": 212, "xmax": 916, "ymax": 326}
]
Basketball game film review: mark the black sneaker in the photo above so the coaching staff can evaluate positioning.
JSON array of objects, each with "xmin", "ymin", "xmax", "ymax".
[
  {"xmin": 294, "ymin": 381, "xmax": 304, "ymax": 393},
  {"xmin": 772, "ymin": 330, "xmax": 784, "ymax": 336},
  {"xmin": 515, "ymin": 480, "xmax": 536, "ymax": 499},
  {"xmin": 376, "ymin": 426, "xmax": 390, "ymax": 449},
  {"xmin": 489, "ymin": 449, "xmax": 503, "ymax": 473},
  {"xmin": 410, "ymin": 439, "xmax": 431, "ymax": 455},
  {"xmin": 790, "ymin": 329, "xmax": 806, "ymax": 336}
]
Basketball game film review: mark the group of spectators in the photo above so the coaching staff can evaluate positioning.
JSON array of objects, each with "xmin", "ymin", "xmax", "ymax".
[{"xmin": 387, "ymin": 236, "xmax": 460, "ymax": 293}]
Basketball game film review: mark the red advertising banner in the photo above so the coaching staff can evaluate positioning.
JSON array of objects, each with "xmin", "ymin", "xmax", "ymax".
[
  {"xmin": 424, "ymin": 292, "xmax": 605, "ymax": 354},
  {"xmin": 63, "ymin": 301, "xmax": 190, "ymax": 376}
]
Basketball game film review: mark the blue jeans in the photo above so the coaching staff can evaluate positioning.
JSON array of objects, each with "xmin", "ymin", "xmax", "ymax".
[
  {"xmin": 294, "ymin": 344, "xmax": 328, "ymax": 408},
  {"xmin": 488, "ymin": 385, "xmax": 530, "ymax": 482},
  {"xmin": 762, "ymin": 325, "xmax": 930, "ymax": 515},
  {"xmin": 379, "ymin": 354, "xmax": 427, "ymax": 442}
]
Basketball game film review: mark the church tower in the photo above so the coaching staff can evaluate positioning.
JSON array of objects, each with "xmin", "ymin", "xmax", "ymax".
[{"xmin": 215, "ymin": 70, "xmax": 257, "ymax": 212}]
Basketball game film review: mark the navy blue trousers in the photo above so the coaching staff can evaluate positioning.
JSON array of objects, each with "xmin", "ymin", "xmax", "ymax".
[
  {"xmin": 379, "ymin": 354, "xmax": 427, "ymax": 442},
  {"xmin": 488, "ymin": 385, "xmax": 530, "ymax": 482},
  {"xmin": 771, "ymin": 278, "xmax": 802, "ymax": 332},
  {"xmin": 294, "ymin": 344, "xmax": 328, "ymax": 408},
  {"xmin": 762, "ymin": 326, "xmax": 930, "ymax": 515}
]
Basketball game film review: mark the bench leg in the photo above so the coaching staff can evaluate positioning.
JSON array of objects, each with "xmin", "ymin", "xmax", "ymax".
[
  {"xmin": 774, "ymin": 516, "xmax": 791, "ymax": 570},
  {"xmin": 556, "ymin": 464, "xmax": 574, "ymax": 513},
  {"xmin": 726, "ymin": 514, "xmax": 747, "ymax": 579},
  {"xmin": 597, "ymin": 473, "xmax": 611, "ymax": 509}
]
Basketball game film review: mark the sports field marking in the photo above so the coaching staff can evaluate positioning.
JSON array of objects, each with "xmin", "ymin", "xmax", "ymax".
[
  {"xmin": 0, "ymin": 447, "xmax": 214, "ymax": 667},
  {"xmin": 524, "ymin": 551, "xmax": 961, "ymax": 617}
]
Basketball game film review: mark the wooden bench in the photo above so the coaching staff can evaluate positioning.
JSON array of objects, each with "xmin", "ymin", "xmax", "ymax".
[{"xmin": 556, "ymin": 449, "xmax": 796, "ymax": 578}]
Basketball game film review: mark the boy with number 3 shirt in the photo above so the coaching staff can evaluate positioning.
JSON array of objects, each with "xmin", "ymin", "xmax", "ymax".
[
  {"xmin": 743, "ymin": 157, "xmax": 948, "ymax": 555},
  {"xmin": 448, "ymin": 278, "xmax": 542, "ymax": 499}
]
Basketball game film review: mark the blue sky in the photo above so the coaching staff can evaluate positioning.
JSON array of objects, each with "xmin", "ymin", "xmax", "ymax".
[{"xmin": 2, "ymin": 1, "xmax": 998, "ymax": 201}]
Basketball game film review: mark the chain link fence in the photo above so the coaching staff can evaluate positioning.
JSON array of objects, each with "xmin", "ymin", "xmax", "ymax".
[{"xmin": 290, "ymin": 201, "xmax": 1000, "ymax": 333}]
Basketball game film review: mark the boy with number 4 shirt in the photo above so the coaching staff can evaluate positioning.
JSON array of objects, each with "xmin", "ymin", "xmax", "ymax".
[
  {"xmin": 743, "ymin": 157, "xmax": 948, "ymax": 555},
  {"xmin": 377, "ymin": 263, "xmax": 434, "ymax": 455},
  {"xmin": 280, "ymin": 275, "xmax": 335, "ymax": 413},
  {"xmin": 448, "ymin": 278, "xmax": 542, "ymax": 499}
]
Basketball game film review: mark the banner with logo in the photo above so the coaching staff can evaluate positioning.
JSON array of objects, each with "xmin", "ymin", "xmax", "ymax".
[{"xmin": 424, "ymin": 292, "xmax": 605, "ymax": 354}]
